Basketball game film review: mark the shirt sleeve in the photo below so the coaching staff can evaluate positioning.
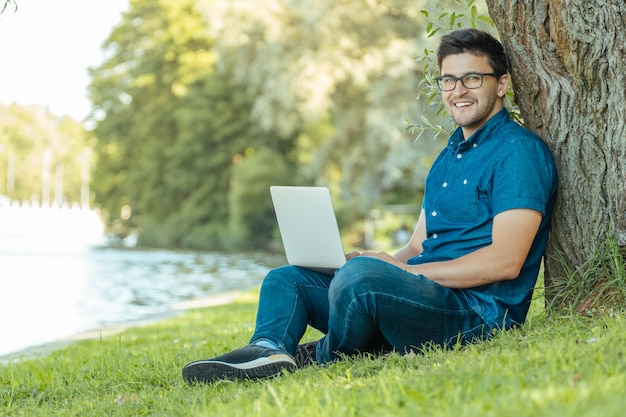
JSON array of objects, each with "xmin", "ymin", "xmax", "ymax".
[{"xmin": 491, "ymin": 137, "xmax": 557, "ymax": 217}]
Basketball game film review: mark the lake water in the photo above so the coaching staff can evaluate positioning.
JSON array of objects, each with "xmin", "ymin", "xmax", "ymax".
[{"xmin": 0, "ymin": 206, "xmax": 283, "ymax": 357}]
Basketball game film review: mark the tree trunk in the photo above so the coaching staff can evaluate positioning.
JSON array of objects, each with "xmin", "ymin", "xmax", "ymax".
[{"xmin": 485, "ymin": 0, "xmax": 626, "ymax": 308}]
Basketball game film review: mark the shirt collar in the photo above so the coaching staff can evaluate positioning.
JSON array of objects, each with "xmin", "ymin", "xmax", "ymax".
[{"xmin": 447, "ymin": 108, "xmax": 511, "ymax": 151}]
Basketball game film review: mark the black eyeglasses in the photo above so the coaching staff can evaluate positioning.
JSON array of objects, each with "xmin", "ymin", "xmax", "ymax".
[{"xmin": 435, "ymin": 72, "xmax": 502, "ymax": 91}]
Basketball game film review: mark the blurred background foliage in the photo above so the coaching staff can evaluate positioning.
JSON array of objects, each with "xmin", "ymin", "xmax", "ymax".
[
  {"xmin": 1, "ymin": 0, "xmax": 495, "ymax": 251},
  {"xmin": 0, "ymin": 104, "xmax": 93, "ymax": 206}
]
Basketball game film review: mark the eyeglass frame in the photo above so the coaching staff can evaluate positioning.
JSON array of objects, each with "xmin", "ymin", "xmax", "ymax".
[{"xmin": 435, "ymin": 72, "xmax": 503, "ymax": 91}]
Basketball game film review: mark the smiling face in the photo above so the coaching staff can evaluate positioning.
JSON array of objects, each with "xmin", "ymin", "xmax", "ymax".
[{"xmin": 440, "ymin": 53, "xmax": 509, "ymax": 139}]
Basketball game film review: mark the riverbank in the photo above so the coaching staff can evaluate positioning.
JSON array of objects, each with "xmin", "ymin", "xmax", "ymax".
[
  {"xmin": 0, "ymin": 235, "xmax": 278, "ymax": 357},
  {"xmin": 0, "ymin": 290, "xmax": 243, "ymax": 364}
]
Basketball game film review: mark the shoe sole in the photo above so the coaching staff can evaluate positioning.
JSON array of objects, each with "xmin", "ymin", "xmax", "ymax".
[{"xmin": 182, "ymin": 354, "xmax": 296, "ymax": 384}]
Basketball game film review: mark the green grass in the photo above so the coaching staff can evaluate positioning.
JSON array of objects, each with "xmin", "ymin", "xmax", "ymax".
[{"xmin": 2, "ymin": 290, "xmax": 626, "ymax": 417}]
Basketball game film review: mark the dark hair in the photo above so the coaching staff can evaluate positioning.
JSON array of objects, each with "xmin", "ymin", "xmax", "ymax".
[{"xmin": 436, "ymin": 29, "xmax": 508, "ymax": 75}]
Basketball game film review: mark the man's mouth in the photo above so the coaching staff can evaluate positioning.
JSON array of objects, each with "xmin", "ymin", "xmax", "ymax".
[{"xmin": 454, "ymin": 101, "xmax": 474, "ymax": 108}]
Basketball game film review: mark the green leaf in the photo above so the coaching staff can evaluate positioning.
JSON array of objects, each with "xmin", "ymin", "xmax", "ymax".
[
  {"xmin": 479, "ymin": 15, "xmax": 495, "ymax": 27},
  {"xmin": 427, "ymin": 27, "xmax": 441, "ymax": 38},
  {"xmin": 420, "ymin": 113, "xmax": 433, "ymax": 127}
]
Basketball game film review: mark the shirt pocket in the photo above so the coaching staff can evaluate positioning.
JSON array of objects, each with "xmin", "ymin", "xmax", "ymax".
[{"xmin": 434, "ymin": 178, "xmax": 488, "ymax": 224}]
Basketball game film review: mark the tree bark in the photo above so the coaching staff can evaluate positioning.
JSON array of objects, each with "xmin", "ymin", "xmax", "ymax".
[{"xmin": 485, "ymin": 0, "xmax": 626, "ymax": 306}]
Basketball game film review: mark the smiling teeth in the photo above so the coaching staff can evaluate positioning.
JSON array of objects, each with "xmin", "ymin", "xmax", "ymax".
[{"xmin": 456, "ymin": 102, "xmax": 472, "ymax": 107}]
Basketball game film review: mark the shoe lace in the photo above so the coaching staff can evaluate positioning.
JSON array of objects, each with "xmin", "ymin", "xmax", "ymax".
[{"xmin": 294, "ymin": 341, "xmax": 318, "ymax": 367}]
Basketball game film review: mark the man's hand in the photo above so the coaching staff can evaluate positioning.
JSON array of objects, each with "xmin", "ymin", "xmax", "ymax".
[
  {"xmin": 347, "ymin": 250, "xmax": 409, "ymax": 272},
  {"xmin": 345, "ymin": 250, "xmax": 361, "ymax": 261},
  {"xmin": 359, "ymin": 251, "xmax": 400, "ymax": 265}
]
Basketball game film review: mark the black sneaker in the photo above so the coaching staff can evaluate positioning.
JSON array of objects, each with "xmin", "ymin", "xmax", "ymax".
[
  {"xmin": 293, "ymin": 340, "xmax": 319, "ymax": 368},
  {"xmin": 182, "ymin": 344, "xmax": 297, "ymax": 384}
]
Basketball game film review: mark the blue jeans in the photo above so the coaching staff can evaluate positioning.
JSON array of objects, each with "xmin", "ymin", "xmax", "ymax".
[{"xmin": 250, "ymin": 257, "xmax": 491, "ymax": 363}]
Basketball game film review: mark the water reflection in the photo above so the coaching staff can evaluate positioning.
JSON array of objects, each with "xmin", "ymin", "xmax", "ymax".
[{"xmin": 0, "ymin": 242, "xmax": 284, "ymax": 356}]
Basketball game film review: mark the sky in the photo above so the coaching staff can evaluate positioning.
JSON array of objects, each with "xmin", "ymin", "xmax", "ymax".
[{"xmin": 0, "ymin": 0, "xmax": 130, "ymax": 122}]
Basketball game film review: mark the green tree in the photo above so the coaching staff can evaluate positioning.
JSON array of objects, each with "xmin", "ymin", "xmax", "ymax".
[
  {"xmin": 89, "ymin": 0, "xmax": 298, "ymax": 249},
  {"xmin": 196, "ymin": 0, "xmax": 447, "ymax": 214},
  {"xmin": 90, "ymin": 0, "xmax": 218, "ymax": 245}
]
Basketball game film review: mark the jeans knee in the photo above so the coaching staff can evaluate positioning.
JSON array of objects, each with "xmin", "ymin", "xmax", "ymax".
[
  {"xmin": 261, "ymin": 265, "xmax": 296, "ymax": 289},
  {"xmin": 329, "ymin": 257, "xmax": 382, "ymax": 303}
]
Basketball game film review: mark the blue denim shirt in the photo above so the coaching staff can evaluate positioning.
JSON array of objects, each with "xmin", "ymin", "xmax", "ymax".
[{"xmin": 408, "ymin": 108, "xmax": 557, "ymax": 329}]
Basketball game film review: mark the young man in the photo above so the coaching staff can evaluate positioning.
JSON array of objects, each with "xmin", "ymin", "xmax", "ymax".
[{"xmin": 182, "ymin": 28, "xmax": 557, "ymax": 384}]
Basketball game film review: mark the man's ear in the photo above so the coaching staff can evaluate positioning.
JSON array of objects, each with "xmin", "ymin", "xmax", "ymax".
[{"xmin": 497, "ymin": 74, "xmax": 510, "ymax": 98}]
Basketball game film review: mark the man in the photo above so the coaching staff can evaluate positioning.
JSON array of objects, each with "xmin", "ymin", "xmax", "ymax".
[{"xmin": 182, "ymin": 28, "xmax": 557, "ymax": 384}]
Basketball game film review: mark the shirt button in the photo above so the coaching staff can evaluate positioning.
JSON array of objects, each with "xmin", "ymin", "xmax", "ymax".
[
  {"xmin": 463, "ymin": 179, "xmax": 468, "ymax": 185},
  {"xmin": 457, "ymin": 154, "xmax": 462, "ymax": 159},
  {"xmin": 433, "ymin": 234, "xmax": 438, "ymax": 239},
  {"xmin": 431, "ymin": 211, "xmax": 437, "ymax": 217},
  {"xmin": 472, "ymin": 143, "xmax": 477, "ymax": 148},
  {"xmin": 443, "ymin": 182, "xmax": 448, "ymax": 187}
]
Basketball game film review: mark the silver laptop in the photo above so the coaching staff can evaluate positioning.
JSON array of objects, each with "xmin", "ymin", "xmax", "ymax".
[{"xmin": 270, "ymin": 186, "xmax": 346, "ymax": 275}]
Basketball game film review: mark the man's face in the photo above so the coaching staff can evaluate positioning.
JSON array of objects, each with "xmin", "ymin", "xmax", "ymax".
[{"xmin": 440, "ymin": 53, "xmax": 509, "ymax": 138}]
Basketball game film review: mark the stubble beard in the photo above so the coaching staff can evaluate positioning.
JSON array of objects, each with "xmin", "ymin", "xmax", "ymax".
[{"xmin": 449, "ymin": 96, "xmax": 500, "ymax": 136}]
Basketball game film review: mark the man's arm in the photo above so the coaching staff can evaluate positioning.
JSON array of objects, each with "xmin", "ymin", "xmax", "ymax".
[{"xmin": 362, "ymin": 208, "xmax": 543, "ymax": 289}]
